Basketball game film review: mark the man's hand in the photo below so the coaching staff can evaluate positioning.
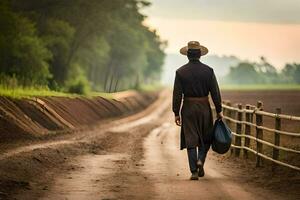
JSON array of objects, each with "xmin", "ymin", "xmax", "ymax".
[
  {"xmin": 175, "ymin": 116, "xmax": 181, "ymax": 126},
  {"xmin": 217, "ymin": 111, "xmax": 224, "ymax": 119}
]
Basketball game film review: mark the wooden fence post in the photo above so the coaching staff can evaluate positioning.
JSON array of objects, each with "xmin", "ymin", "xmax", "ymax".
[
  {"xmin": 223, "ymin": 101, "xmax": 229, "ymax": 125},
  {"xmin": 235, "ymin": 104, "xmax": 243, "ymax": 157},
  {"xmin": 227, "ymin": 102, "xmax": 233, "ymax": 127},
  {"xmin": 255, "ymin": 101, "xmax": 263, "ymax": 167},
  {"xmin": 244, "ymin": 104, "xmax": 251, "ymax": 159},
  {"xmin": 272, "ymin": 108, "xmax": 281, "ymax": 171},
  {"xmin": 226, "ymin": 102, "xmax": 234, "ymax": 155},
  {"xmin": 223, "ymin": 101, "xmax": 231, "ymax": 126},
  {"xmin": 221, "ymin": 100, "xmax": 224, "ymax": 119}
]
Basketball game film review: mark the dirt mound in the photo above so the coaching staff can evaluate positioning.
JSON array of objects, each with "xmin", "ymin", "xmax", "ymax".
[{"xmin": 0, "ymin": 91, "xmax": 157, "ymax": 143}]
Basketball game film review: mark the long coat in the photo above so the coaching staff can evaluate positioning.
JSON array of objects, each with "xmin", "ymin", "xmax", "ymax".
[{"xmin": 172, "ymin": 59, "xmax": 222, "ymax": 150}]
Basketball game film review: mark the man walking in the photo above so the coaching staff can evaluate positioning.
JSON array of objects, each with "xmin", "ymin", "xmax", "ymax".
[{"xmin": 172, "ymin": 41, "xmax": 223, "ymax": 180}]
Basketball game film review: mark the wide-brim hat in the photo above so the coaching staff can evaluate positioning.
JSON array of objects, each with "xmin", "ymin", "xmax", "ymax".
[{"xmin": 180, "ymin": 41, "xmax": 208, "ymax": 56}]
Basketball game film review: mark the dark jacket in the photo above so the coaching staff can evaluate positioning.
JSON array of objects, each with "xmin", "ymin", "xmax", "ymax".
[{"xmin": 172, "ymin": 60, "xmax": 222, "ymax": 149}]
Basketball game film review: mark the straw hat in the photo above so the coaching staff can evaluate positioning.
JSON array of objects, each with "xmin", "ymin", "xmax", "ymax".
[{"xmin": 180, "ymin": 41, "xmax": 208, "ymax": 56}]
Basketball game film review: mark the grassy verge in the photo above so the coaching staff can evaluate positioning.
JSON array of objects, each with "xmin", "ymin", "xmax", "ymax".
[
  {"xmin": 220, "ymin": 84, "xmax": 300, "ymax": 91},
  {"xmin": 0, "ymin": 86, "xmax": 114, "ymax": 99},
  {"xmin": 138, "ymin": 84, "xmax": 164, "ymax": 92},
  {"xmin": 0, "ymin": 86, "xmax": 75, "ymax": 99},
  {"xmin": 0, "ymin": 84, "xmax": 163, "ymax": 99},
  {"xmin": 89, "ymin": 92, "xmax": 114, "ymax": 99}
]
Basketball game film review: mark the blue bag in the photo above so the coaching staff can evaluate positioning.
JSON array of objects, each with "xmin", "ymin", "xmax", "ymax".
[{"xmin": 212, "ymin": 119, "xmax": 232, "ymax": 154}]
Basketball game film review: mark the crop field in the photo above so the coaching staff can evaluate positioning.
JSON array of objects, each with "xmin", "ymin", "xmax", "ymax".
[
  {"xmin": 221, "ymin": 90, "xmax": 300, "ymax": 115},
  {"xmin": 220, "ymin": 84, "xmax": 300, "ymax": 91}
]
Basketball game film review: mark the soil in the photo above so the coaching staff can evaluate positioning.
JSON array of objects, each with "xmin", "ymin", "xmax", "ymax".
[
  {"xmin": 0, "ymin": 90, "xmax": 299, "ymax": 199},
  {"xmin": 221, "ymin": 90, "xmax": 300, "ymax": 116}
]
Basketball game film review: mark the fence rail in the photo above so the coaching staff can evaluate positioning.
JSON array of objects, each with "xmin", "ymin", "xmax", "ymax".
[
  {"xmin": 217, "ymin": 100, "xmax": 300, "ymax": 171},
  {"xmin": 222, "ymin": 104, "xmax": 300, "ymax": 121}
]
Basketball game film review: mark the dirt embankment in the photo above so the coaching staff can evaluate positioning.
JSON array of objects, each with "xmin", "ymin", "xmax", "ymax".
[{"xmin": 0, "ymin": 91, "xmax": 158, "ymax": 143}]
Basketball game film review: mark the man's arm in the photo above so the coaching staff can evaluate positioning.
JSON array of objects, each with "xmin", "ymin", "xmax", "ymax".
[
  {"xmin": 209, "ymin": 70, "xmax": 223, "ymax": 118},
  {"xmin": 172, "ymin": 71, "xmax": 183, "ymax": 124}
]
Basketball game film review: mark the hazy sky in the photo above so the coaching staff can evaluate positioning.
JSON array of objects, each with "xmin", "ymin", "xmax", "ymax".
[{"xmin": 143, "ymin": 0, "xmax": 300, "ymax": 69}]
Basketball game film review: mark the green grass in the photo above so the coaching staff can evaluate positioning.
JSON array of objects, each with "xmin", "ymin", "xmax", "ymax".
[
  {"xmin": 90, "ymin": 84, "xmax": 164, "ymax": 99},
  {"xmin": 89, "ymin": 91, "xmax": 114, "ymax": 99},
  {"xmin": 0, "ymin": 86, "xmax": 115, "ymax": 99},
  {"xmin": 138, "ymin": 83, "xmax": 164, "ymax": 92},
  {"xmin": 0, "ymin": 85, "xmax": 163, "ymax": 99},
  {"xmin": 220, "ymin": 84, "xmax": 300, "ymax": 91},
  {"xmin": 0, "ymin": 86, "xmax": 75, "ymax": 99}
]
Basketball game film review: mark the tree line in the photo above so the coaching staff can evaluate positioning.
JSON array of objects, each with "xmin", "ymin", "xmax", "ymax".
[
  {"xmin": 0, "ymin": 0, "xmax": 166, "ymax": 93},
  {"xmin": 223, "ymin": 57, "xmax": 300, "ymax": 84}
]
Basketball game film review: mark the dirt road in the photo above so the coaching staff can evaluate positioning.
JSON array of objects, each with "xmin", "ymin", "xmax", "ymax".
[{"xmin": 0, "ymin": 91, "xmax": 297, "ymax": 200}]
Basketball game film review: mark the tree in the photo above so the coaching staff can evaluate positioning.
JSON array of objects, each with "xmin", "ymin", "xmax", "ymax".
[
  {"xmin": 223, "ymin": 58, "xmax": 300, "ymax": 85},
  {"xmin": 281, "ymin": 63, "xmax": 300, "ymax": 84},
  {"xmin": 0, "ymin": 0, "xmax": 166, "ymax": 92},
  {"xmin": 143, "ymin": 28, "xmax": 166, "ymax": 84},
  {"xmin": 255, "ymin": 56, "xmax": 278, "ymax": 84},
  {"xmin": 41, "ymin": 18, "xmax": 75, "ymax": 87},
  {"xmin": 225, "ymin": 62, "xmax": 263, "ymax": 84},
  {"xmin": 0, "ymin": 3, "xmax": 51, "ymax": 86}
]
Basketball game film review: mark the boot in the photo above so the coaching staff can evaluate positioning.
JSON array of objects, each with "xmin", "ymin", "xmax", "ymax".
[
  {"xmin": 190, "ymin": 171, "xmax": 198, "ymax": 180},
  {"xmin": 197, "ymin": 160, "xmax": 205, "ymax": 177}
]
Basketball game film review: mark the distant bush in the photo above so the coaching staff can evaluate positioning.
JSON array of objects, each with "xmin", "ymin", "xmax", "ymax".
[
  {"xmin": 67, "ymin": 77, "xmax": 90, "ymax": 95},
  {"xmin": 223, "ymin": 56, "xmax": 300, "ymax": 85},
  {"xmin": 48, "ymin": 80, "xmax": 60, "ymax": 91}
]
